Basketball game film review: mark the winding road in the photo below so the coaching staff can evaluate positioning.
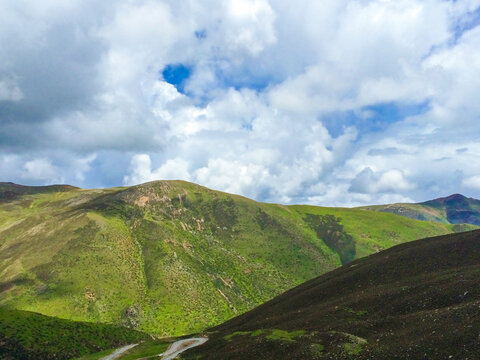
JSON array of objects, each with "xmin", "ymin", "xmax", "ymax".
[
  {"xmin": 99, "ymin": 336, "xmax": 207, "ymax": 360},
  {"xmin": 160, "ymin": 337, "xmax": 208, "ymax": 360},
  {"xmin": 101, "ymin": 343, "xmax": 138, "ymax": 360}
]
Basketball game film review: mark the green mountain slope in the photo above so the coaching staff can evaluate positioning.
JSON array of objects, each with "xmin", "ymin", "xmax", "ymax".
[
  {"xmin": 361, "ymin": 193, "xmax": 480, "ymax": 225},
  {"xmin": 184, "ymin": 230, "xmax": 480, "ymax": 360},
  {"xmin": 0, "ymin": 181, "xmax": 474, "ymax": 336},
  {"xmin": 0, "ymin": 182, "xmax": 78, "ymax": 202},
  {"xmin": 0, "ymin": 307, "xmax": 149, "ymax": 360}
]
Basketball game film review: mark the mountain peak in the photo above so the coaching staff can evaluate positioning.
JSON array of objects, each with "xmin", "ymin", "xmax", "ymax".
[{"xmin": 436, "ymin": 193, "xmax": 467, "ymax": 202}]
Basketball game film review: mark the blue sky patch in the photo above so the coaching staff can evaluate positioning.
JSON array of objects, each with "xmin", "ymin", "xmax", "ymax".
[
  {"xmin": 453, "ymin": 6, "xmax": 480, "ymax": 41},
  {"xmin": 214, "ymin": 66, "xmax": 274, "ymax": 92},
  {"xmin": 162, "ymin": 64, "xmax": 191, "ymax": 94},
  {"xmin": 363, "ymin": 101, "xmax": 430, "ymax": 123},
  {"xmin": 195, "ymin": 29, "xmax": 207, "ymax": 39},
  {"xmin": 321, "ymin": 101, "xmax": 430, "ymax": 138}
]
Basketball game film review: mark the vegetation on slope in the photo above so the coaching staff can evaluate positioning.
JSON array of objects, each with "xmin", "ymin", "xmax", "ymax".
[
  {"xmin": 0, "ymin": 182, "xmax": 78, "ymax": 202},
  {"xmin": 184, "ymin": 230, "xmax": 480, "ymax": 360},
  {"xmin": 0, "ymin": 181, "xmax": 474, "ymax": 336},
  {"xmin": 0, "ymin": 307, "xmax": 148, "ymax": 360}
]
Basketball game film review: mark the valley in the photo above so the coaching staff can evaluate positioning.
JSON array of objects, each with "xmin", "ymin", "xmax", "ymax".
[{"xmin": 0, "ymin": 181, "xmax": 478, "ymax": 359}]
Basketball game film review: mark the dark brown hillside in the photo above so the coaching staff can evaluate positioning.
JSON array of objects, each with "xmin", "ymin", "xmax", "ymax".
[{"xmin": 184, "ymin": 230, "xmax": 480, "ymax": 360}]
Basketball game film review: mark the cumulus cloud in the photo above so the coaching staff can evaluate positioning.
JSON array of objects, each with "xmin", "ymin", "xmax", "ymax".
[
  {"xmin": 22, "ymin": 158, "xmax": 61, "ymax": 182},
  {"xmin": 463, "ymin": 175, "xmax": 480, "ymax": 190},
  {"xmin": 349, "ymin": 167, "xmax": 415, "ymax": 194},
  {"xmin": 124, "ymin": 154, "xmax": 192, "ymax": 185},
  {"xmin": 1, "ymin": 0, "xmax": 480, "ymax": 205}
]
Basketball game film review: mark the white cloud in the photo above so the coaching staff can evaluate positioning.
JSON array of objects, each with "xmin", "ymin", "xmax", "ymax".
[
  {"xmin": 349, "ymin": 167, "xmax": 415, "ymax": 195},
  {"xmin": 0, "ymin": 77, "xmax": 24, "ymax": 102},
  {"xmin": 22, "ymin": 158, "xmax": 61, "ymax": 182},
  {"xmin": 2, "ymin": 0, "xmax": 480, "ymax": 206},
  {"xmin": 124, "ymin": 154, "xmax": 192, "ymax": 185},
  {"xmin": 223, "ymin": 0, "xmax": 277, "ymax": 55},
  {"xmin": 463, "ymin": 175, "xmax": 480, "ymax": 190}
]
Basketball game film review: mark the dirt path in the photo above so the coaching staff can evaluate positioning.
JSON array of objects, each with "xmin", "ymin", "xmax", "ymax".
[
  {"xmin": 161, "ymin": 337, "xmax": 208, "ymax": 360},
  {"xmin": 101, "ymin": 343, "xmax": 138, "ymax": 360}
]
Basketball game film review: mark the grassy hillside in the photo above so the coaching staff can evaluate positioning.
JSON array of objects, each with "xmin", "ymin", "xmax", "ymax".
[
  {"xmin": 0, "ymin": 182, "xmax": 78, "ymax": 202},
  {"xmin": 184, "ymin": 230, "xmax": 480, "ymax": 360},
  {"xmin": 0, "ymin": 181, "xmax": 474, "ymax": 336},
  {"xmin": 361, "ymin": 193, "xmax": 480, "ymax": 225},
  {"xmin": 0, "ymin": 307, "xmax": 149, "ymax": 360}
]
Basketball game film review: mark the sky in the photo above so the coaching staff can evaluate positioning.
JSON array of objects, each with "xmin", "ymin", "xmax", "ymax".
[{"xmin": 1, "ymin": 0, "xmax": 480, "ymax": 206}]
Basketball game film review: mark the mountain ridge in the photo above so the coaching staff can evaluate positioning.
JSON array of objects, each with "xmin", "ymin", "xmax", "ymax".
[
  {"xmin": 0, "ymin": 182, "xmax": 79, "ymax": 202},
  {"xmin": 0, "ymin": 180, "xmax": 475, "ymax": 336},
  {"xmin": 361, "ymin": 193, "xmax": 480, "ymax": 226}
]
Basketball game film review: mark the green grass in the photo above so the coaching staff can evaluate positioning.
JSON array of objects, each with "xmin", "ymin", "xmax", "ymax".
[
  {"xmin": 310, "ymin": 343, "xmax": 325, "ymax": 355},
  {"xmin": 76, "ymin": 348, "xmax": 118, "ymax": 360},
  {"xmin": 0, "ymin": 307, "xmax": 149, "ymax": 360},
  {"xmin": 224, "ymin": 331, "xmax": 253, "ymax": 341},
  {"xmin": 265, "ymin": 329, "xmax": 306, "ymax": 342},
  {"xmin": 224, "ymin": 329, "xmax": 306, "ymax": 343},
  {"xmin": 0, "ymin": 180, "xmax": 475, "ymax": 338},
  {"xmin": 343, "ymin": 342, "xmax": 364, "ymax": 355}
]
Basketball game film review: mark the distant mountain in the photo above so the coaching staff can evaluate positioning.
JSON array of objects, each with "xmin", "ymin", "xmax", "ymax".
[
  {"xmin": 184, "ymin": 230, "xmax": 480, "ymax": 360},
  {"xmin": 0, "ymin": 182, "xmax": 78, "ymax": 202},
  {"xmin": 0, "ymin": 181, "xmax": 474, "ymax": 337},
  {"xmin": 361, "ymin": 193, "xmax": 480, "ymax": 226}
]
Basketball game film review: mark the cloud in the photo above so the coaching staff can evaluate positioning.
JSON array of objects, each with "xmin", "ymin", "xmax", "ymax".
[
  {"xmin": 349, "ymin": 167, "xmax": 415, "ymax": 194},
  {"xmin": 463, "ymin": 175, "xmax": 480, "ymax": 190},
  {"xmin": 22, "ymin": 158, "xmax": 61, "ymax": 182},
  {"xmin": 0, "ymin": 77, "xmax": 24, "ymax": 102},
  {"xmin": 1, "ymin": 0, "xmax": 480, "ymax": 206},
  {"xmin": 124, "ymin": 154, "xmax": 191, "ymax": 185}
]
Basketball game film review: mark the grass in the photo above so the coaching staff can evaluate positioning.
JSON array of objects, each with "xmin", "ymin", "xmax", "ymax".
[
  {"xmin": 224, "ymin": 331, "xmax": 253, "ymax": 341},
  {"xmin": 265, "ymin": 329, "xmax": 306, "ymax": 342},
  {"xmin": 224, "ymin": 328, "xmax": 307, "ymax": 343},
  {"xmin": 76, "ymin": 348, "xmax": 118, "ymax": 360},
  {"xmin": 0, "ymin": 180, "xmax": 476, "ymax": 338},
  {"xmin": 343, "ymin": 342, "xmax": 363, "ymax": 355},
  {"xmin": 0, "ymin": 307, "xmax": 149, "ymax": 360}
]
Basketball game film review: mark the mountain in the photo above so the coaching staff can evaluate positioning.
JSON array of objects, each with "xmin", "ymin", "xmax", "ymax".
[
  {"xmin": 0, "ymin": 181, "xmax": 474, "ymax": 336},
  {"xmin": 183, "ymin": 230, "xmax": 480, "ymax": 360},
  {"xmin": 361, "ymin": 193, "xmax": 480, "ymax": 225},
  {"xmin": 0, "ymin": 182, "xmax": 78, "ymax": 201}
]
